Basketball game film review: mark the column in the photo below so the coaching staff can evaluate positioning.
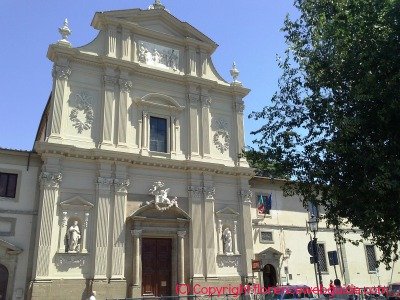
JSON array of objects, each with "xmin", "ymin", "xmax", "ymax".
[
  {"xmin": 201, "ymin": 91, "xmax": 211, "ymax": 157},
  {"xmin": 35, "ymin": 172, "xmax": 62, "ymax": 278},
  {"xmin": 203, "ymin": 174, "xmax": 217, "ymax": 277},
  {"xmin": 102, "ymin": 75, "xmax": 117, "ymax": 148},
  {"xmin": 217, "ymin": 220, "xmax": 223, "ymax": 255},
  {"xmin": 141, "ymin": 111, "xmax": 149, "ymax": 154},
  {"xmin": 58, "ymin": 211, "xmax": 68, "ymax": 252},
  {"xmin": 177, "ymin": 230, "xmax": 186, "ymax": 285},
  {"xmin": 131, "ymin": 229, "xmax": 142, "ymax": 286},
  {"xmin": 94, "ymin": 176, "xmax": 113, "ymax": 278},
  {"xmin": 82, "ymin": 212, "xmax": 89, "ymax": 253},
  {"xmin": 49, "ymin": 63, "xmax": 71, "ymax": 140},
  {"xmin": 233, "ymin": 220, "xmax": 239, "ymax": 255},
  {"xmin": 107, "ymin": 25, "xmax": 117, "ymax": 58},
  {"xmin": 239, "ymin": 188, "xmax": 254, "ymax": 276},
  {"xmin": 188, "ymin": 184, "xmax": 204, "ymax": 278},
  {"xmin": 111, "ymin": 178, "xmax": 130, "ymax": 279},
  {"xmin": 117, "ymin": 78, "xmax": 132, "ymax": 147},
  {"xmin": 200, "ymin": 51, "xmax": 208, "ymax": 77},
  {"xmin": 121, "ymin": 28, "xmax": 131, "ymax": 61}
]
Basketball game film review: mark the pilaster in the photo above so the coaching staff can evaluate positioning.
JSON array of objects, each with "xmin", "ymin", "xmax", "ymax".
[
  {"xmin": 117, "ymin": 78, "xmax": 132, "ymax": 147},
  {"xmin": 238, "ymin": 188, "xmax": 254, "ymax": 276},
  {"xmin": 101, "ymin": 73, "xmax": 117, "ymax": 148},
  {"xmin": 121, "ymin": 28, "xmax": 131, "ymax": 61},
  {"xmin": 111, "ymin": 177, "xmax": 130, "ymax": 279},
  {"xmin": 188, "ymin": 183, "xmax": 204, "ymax": 278},
  {"xmin": 201, "ymin": 90, "xmax": 211, "ymax": 157},
  {"xmin": 94, "ymin": 176, "xmax": 113, "ymax": 278},
  {"xmin": 203, "ymin": 174, "xmax": 217, "ymax": 278},
  {"xmin": 177, "ymin": 230, "xmax": 186, "ymax": 285},
  {"xmin": 34, "ymin": 172, "xmax": 62, "ymax": 278},
  {"xmin": 131, "ymin": 229, "xmax": 142, "ymax": 287},
  {"xmin": 107, "ymin": 25, "xmax": 117, "ymax": 58},
  {"xmin": 187, "ymin": 86, "xmax": 199, "ymax": 158},
  {"xmin": 233, "ymin": 97, "xmax": 247, "ymax": 166},
  {"xmin": 48, "ymin": 62, "xmax": 71, "ymax": 141}
]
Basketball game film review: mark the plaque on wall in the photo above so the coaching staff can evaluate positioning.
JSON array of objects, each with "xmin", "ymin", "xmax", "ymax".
[{"xmin": 137, "ymin": 41, "xmax": 179, "ymax": 71}]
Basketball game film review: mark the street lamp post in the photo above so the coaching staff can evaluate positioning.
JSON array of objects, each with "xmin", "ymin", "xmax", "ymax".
[
  {"xmin": 308, "ymin": 215, "xmax": 323, "ymax": 291},
  {"xmin": 284, "ymin": 248, "xmax": 292, "ymax": 285}
]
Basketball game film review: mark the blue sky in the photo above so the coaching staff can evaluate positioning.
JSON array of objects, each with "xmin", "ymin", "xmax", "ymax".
[{"xmin": 0, "ymin": 0, "xmax": 298, "ymax": 150}]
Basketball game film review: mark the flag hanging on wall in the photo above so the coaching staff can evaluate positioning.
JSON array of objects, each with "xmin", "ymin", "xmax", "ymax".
[{"xmin": 258, "ymin": 194, "xmax": 272, "ymax": 214}]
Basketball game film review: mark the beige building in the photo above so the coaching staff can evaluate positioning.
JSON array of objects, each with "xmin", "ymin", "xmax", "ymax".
[{"xmin": 0, "ymin": 2, "xmax": 398, "ymax": 300}]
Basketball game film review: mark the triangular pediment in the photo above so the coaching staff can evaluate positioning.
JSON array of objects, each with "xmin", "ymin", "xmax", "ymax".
[
  {"xmin": 257, "ymin": 247, "xmax": 282, "ymax": 256},
  {"xmin": 59, "ymin": 196, "xmax": 94, "ymax": 210},
  {"xmin": 0, "ymin": 239, "xmax": 22, "ymax": 255},
  {"xmin": 216, "ymin": 207, "xmax": 240, "ymax": 216},
  {"xmin": 92, "ymin": 9, "xmax": 216, "ymax": 47}
]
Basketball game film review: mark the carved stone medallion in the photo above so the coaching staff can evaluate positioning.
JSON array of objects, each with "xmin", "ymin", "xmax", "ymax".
[{"xmin": 69, "ymin": 91, "xmax": 94, "ymax": 133}]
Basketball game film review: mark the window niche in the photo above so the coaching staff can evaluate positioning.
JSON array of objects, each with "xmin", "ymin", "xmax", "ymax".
[
  {"xmin": 58, "ymin": 196, "xmax": 93, "ymax": 254},
  {"xmin": 134, "ymin": 93, "xmax": 185, "ymax": 157}
]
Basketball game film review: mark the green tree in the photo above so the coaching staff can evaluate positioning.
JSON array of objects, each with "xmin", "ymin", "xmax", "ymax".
[{"xmin": 249, "ymin": 0, "xmax": 400, "ymax": 267}]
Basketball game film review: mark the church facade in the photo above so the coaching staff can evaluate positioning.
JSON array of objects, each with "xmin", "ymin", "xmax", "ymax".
[{"xmin": 0, "ymin": 2, "xmax": 399, "ymax": 300}]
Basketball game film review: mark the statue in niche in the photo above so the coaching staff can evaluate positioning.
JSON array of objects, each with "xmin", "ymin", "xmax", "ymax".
[
  {"xmin": 67, "ymin": 220, "xmax": 81, "ymax": 252},
  {"xmin": 222, "ymin": 227, "xmax": 233, "ymax": 255}
]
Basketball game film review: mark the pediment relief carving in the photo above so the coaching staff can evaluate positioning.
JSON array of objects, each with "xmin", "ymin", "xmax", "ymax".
[
  {"xmin": 130, "ymin": 201, "xmax": 190, "ymax": 221},
  {"xmin": 134, "ymin": 93, "xmax": 184, "ymax": 112},
  {"xmin": 59, "ymin": 196, "xmax": 94, "ymax": 211}
]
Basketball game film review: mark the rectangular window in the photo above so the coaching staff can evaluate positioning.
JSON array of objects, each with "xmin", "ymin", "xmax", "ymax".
[
  {"xmin": 0, "ymin": 172, "xmax": 18, "ymax": 198},
  {"xmin": 257, "ymin": 194, "xmax": 272, "ymax": 214},
  {"xmin": 150, "ymin": 116, "xmax": 167, "ymax": 153},
  {"xmin": 317, "ymin": 243, "xmax": 328, "ymax": 272},
  {"xmin": 260, "ymin": 230, "xmax": 273, "ymax": 243},
  {"xmin": 365, "ymin": 245, "xmax": 378, "ymax": 272}
]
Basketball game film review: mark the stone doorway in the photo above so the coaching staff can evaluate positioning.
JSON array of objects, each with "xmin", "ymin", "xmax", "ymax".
[
  {"xmin": 142, "ymin": 238, "xmax": 172, "ymax": 297},
  {"xmin": 0, "ymin": 264, "xmax": 8, "ymax": 300},
  {"xmin": 263, "ymin": 264, "xmax": 277, "ymax": 287}
]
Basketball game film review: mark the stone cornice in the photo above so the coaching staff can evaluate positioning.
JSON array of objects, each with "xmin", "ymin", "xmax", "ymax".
[
  {"xmin": 34, "ymin": 141, "xmax": 255, "ymax": 178},
  {"xmin": 46, "ymin": 45, "xmax": 250, "ymax": 98}
]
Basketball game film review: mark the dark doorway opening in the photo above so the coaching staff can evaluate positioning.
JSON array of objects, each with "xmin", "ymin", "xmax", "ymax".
[
  {"xmin": 263, "ymin": 264, "xmax": 277, "ymax": 288},
  {"xmin": 0, "ymin": 264, "xmax": 8, "ymax": 300}
]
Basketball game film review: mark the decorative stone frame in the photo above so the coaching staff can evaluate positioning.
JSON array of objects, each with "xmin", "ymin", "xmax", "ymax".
[
  {"xmin": 215, "ymin": 207, "xmax": 240, "ymax": 256},
  {"xmin": 0, "ymin": 168, "xmax": 22, "ymax": 202},
  {"xmin": 259, "ymin": 229, "xmax": 274, "ymax": 244},
  {"xmin": 133, "ymin": 93, "xmax": 184, "ymax": 158},
  {"xmin": 57, "ymin": 196, "xmax": 94, "ymax": 254},
  {"xmin": 0, "ymin": 217, "xmax": 16, "ymax": 236},
  {"xmin": 0, "ymin": 239, "xmax": 22, "ymax": 300}
]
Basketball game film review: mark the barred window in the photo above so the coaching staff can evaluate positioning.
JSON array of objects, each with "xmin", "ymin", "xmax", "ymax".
[
  {"xmin": 366, "ymin": 245, "xmax": 377, "ymax": 272},
  {"xmin": 260, "ymin": 231, "xmax": 273, "ymax": 243},
  {"xmin": 317, "ymin": 243, "xmax": 328, "ymax": 272}
]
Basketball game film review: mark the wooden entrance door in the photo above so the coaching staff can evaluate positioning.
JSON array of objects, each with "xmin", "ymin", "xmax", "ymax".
[{"xmin": 142, "ymin": 238, "xmax": 172, "ymax": 296}]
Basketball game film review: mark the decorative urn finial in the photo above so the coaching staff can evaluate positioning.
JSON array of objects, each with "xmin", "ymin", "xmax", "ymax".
[
  {"xmin": 58, "ymin": 18, "xmax": 72, "ymax": 47},
  {"xmin": 149, "ymin": 0, "xmax": 165, "ymax": 10},
  {"xmin": 230, "ymin": 62, "xmax": 242, "ymax": 86}
]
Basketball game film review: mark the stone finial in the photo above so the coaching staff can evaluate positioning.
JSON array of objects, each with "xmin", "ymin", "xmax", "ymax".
[
  {"xmin": 58, "ymin": 18, "xmax": 72, "ymax": 47},
  {"xmin": 149, "ymin": 0, "xmax": 165, "ymax": 10},
  {"xmin": 230, "ymin": 62, "xmax": 242, "ymax": 86}
]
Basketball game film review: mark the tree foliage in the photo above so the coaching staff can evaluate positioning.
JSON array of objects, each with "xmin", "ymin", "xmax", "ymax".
[{"xmin": 249, "ymin": 0, "xmax": 400, "ymax": 267}]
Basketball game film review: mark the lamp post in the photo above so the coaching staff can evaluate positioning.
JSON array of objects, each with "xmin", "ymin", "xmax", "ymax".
[
  {"xmin": 284, "ymin": 248, "xmax": 292, "ymax": 285},
  {"xmin": 307, "ymin": 214, "xmax": 323, "ymax": 291}
]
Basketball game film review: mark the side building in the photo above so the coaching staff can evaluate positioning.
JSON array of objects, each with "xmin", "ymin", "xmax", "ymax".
[{"xmin": 0, "ymin": 148, "xmax": 41, "ymax": 300}]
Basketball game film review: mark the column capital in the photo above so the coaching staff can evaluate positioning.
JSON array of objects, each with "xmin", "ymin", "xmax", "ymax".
[
  {"xmin": 40, "ymin": 171, "xmax": 62, "ymax": 188},
  {"xmin": 103, "ymin": 75, "xmax": 118, "ymax": 87},
  {"xmin": 52, "ymin": 65, "xmax": 71, "ymax": 80},
  {"xmin": 239, "ymin": 188, "xmax": 253, "ymax": 205},
  {"xmin": 201, "ymin": 95, "xmax": 211, "ymax": 108},
  {"xmin": 177, "ymin": 230, "xmax": 186, "ymax": 238},
  {"xmin": 188, "ymin": 93, "xmax": 200, "ymax": 106},
  {"xmin": 131, "ymin": 229, "xmax": 142, "ymax": 237},
  {"xmin": 96, "ymin": 176, "xmax": 113, "ymax": 189},
  {"xmin": 119, "ymin": 79, "xmax": 133, "ymax": 92},
  {"xmin": 203, "ymin": 186, "xmax": 215, "ymax": 200},
  {"xmin": 114, "ymin": 178, "xmax": 130, "ymax": 193},
  {"xmin": 234, "ymin": 101, "xmax": 245, "ymax": 113},
  {"xmin": 188, "ymin": 185, "xmax": 202, "ymax": 198}
]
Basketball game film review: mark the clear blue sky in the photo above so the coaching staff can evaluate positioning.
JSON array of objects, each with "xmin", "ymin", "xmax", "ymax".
[{"xmin": 0, "ymin": 0, "xmax": 298, "ymax": 151}]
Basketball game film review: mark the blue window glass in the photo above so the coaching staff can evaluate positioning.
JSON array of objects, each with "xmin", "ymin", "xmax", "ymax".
[{"xmin": 150, "ymin": 117, "xmax": 167, "ymax": 153}]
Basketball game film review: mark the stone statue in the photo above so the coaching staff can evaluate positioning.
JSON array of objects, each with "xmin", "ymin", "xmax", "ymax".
[
  {"xmin": 223, "ymin": 227, "xmax": 233, "ymax": 254},
  {"xmin": 138, "ymin": 42, "xmax": 147, "ymax": 63},
  {"xmin": 67, "ymin": 220, "xmax": 81, "ymax": 252}
]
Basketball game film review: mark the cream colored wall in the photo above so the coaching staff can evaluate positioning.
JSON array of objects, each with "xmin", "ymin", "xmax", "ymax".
[
  {"xmin": 0, "ymin": 150, "xmax": 40, "ymax": 300},
  {"xmin": 250, "ymin": 177, "xmax": 400, "ymax": 288}
]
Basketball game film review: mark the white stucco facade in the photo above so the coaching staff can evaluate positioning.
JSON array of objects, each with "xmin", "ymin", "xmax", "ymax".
[{"xmin": 0, "ymin": 3, "xmax": 399, "ymax": 300}]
